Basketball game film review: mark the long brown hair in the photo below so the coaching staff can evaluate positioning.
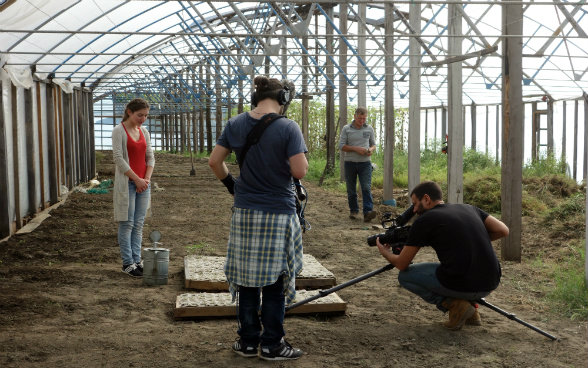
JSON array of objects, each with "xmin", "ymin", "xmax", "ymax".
[{"xmin": 123, "ymin": 98, "xmax": 149, "ymax": 121}]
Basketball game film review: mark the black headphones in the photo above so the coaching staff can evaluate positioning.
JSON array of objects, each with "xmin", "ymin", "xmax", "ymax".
[{"xmin": 251, "ymin": 83, "xmax": 291, "ymax": 106}]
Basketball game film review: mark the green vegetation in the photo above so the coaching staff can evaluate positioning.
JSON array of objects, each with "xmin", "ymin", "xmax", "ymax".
[
  {"xmin": 186, "ymin": 242, "xmax": 212, "ymax": 255},
  {"xmin": 546, "ymin": 240, "xmax": 588, "ymax": 320}
]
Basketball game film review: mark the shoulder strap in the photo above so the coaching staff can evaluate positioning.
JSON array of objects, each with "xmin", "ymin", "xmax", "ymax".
[{"xmin": 238, "ymin": 113, "xmax": 284, "ymax": 168}]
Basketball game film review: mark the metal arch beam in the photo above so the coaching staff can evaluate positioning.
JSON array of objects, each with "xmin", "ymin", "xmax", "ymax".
[
  {"xmin": 57, "ymin": 2, "xmax": 165, "ymax": 75},
  {"xmin": 186, "ymin": 1, "xmax": 257, "ymax": 72},
  {"xmin": 6, "ymin": 0, "xmax": 82, "ymax": 53},
  {"xmin": 554, "ymin": 0, "xmax": 587, "ymax": 37},
  {"xmin": 534, "ymin": 0, "xmax": 586, "ymax": 56},
  {"xmin": 346, "ymin": 5, "xmax": 407, "ymax": 79},
  {"xmin": 88, "ymin": 19, "xmax": 182, "ymax": 89},
  {"xmin": 79, "ymin": 7, "xmax": 183, "ymax": 83},
  {"xmin": 268, "ymin": 1, "xmax": 336, "ymax": 90}
]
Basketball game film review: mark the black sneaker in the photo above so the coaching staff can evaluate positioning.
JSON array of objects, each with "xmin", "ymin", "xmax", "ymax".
[
  {"xmin": 135, "ymin": 260, "xmax": 143, "ymax": 273},
  {"xmin": 260, "ymin": 338, "xmax": 303, "ymax": 361},
  {"xmin": 231, "ymin": 339, "xmax": 258, "ymax": 358},
  {"xmin": 122, "ymin": 263, "xmax": 142, "ymax": 277}
]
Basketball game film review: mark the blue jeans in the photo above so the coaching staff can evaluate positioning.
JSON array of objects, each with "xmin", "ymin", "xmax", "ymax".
[
  {"xmin": 237, "ymin": 276, "xmax": 285, "ymax": 349},
  {"xmin": 117, "ymin": 181, "xmax": 150, "ymax": 266},
  {"xmin": 398, "ymin": 263, "xmax": 492, "ymax": 311},
  {"xmin": 344, "ymin": 161, "xmax": 374, "ymax": 214}
]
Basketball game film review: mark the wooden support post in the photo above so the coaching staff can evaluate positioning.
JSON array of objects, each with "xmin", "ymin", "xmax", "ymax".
[
  {"xmin": 447, "ymin": 3, "xmax": 464, "ymax": 204},
  {"xmin": 0, "ymin": 79, "xmax": 10, "ymax": 238},
  {"xmin": 573, "ymin": 99, "xmax": 578, "ymax": 180},
  {"xmin": 357, "ymin": 3, "xmax": 366, "ymax": 107},
  {"xmin": 35, "ymin": 82, "xmax": 46, "ymax": 208},
  {"xmin": 383, "ymin": 3, "xmax": 395, "ymax": 202},
  {"xmin": 46, "ymin": 83, "xmax": 58, "ymax": 205},
  {"xmin": 408, "ymin": 0, "xmax": 421, "ymax": 192},
  {"xmin": 87, "ymin": 91, "xmax": 96, "ymax": 179},
  {"xmin": 302, "ymin": 35, "xmax": 310, "ymax": 148},
  {"xmin": 25, "ymin": 85, "xmax": 36, "ymax": 215},
  {"xmin": 62, "ymin": 91, "xmax": 73, "ymax": 189},
  {"xmin": 206, "ymin": 68, "xmax": 212, "ymax": 154},
  {"xmin": 496, "ymin": 104, "xmax": 500, "ymax": 164},
  {"xmin": 500, "ymin": 0, "xmax": 524, "ymax": 262},
  {"xmin": 11, "ymin": 84, "xmax": 21, "ymax": 229},
  {"xmin": 561, "ymin": 100, "xmax": 567, "ymax": 163},
  {"xmin": 485, "ymin": 105, "xmax": 489, "ymax": 155},
  {"xmin": 215, "ymin": 65, "xmax": 222, "ymax": 141},
  {"xmin": 325, "ymin": 7, "xmax": 336, "ymax": 175},
  {"xmin": 339, "ymin": 4, "xmax": 348, "ymax": 182},
  {"xmin": 180, "ymin": 113, "xmax": 186, "ymax": 153},
  {"xmin": 470, "ymin": 101, "xmax": 477, "ymax": 151},
  {"xmin": 547, "ymin": 98, "xmax": 554, "ymax": 156},
  {"xmin": 583, "ymin": 93, "xmax": 588, "ymax": 182},
  {"xmin": 199, "ymin": 64, "xmax": 205, "ymax": 154}
]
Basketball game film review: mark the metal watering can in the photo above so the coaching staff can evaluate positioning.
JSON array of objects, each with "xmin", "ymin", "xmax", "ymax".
[{"xmin": 143, "ymin": 230, "xmax": 169, "ymax": 286}]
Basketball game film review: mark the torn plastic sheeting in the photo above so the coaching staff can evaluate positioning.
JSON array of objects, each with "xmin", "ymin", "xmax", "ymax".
[{"xmin": 2, "ymin": 65, "xmax": 33, "ymax": 89}]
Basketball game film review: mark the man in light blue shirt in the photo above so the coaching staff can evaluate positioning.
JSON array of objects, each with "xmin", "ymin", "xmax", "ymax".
[{"xmin": 338, "ymin": 107, "xmax": 377, "ymax": 222}]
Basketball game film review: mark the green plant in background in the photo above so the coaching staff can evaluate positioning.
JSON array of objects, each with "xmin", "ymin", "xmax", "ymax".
[
  {"xmin": 544, "ymin": 240, "xmax": 588, "ymax": 320},
  {"xmin": 186, "ymin": 242, "xmax": 212, "ymax": 255}
]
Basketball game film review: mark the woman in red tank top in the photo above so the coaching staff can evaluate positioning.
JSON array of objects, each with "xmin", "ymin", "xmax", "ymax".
[{"xmin": 112, "ymin": 98, "xmax": 155, "ymax": 278}]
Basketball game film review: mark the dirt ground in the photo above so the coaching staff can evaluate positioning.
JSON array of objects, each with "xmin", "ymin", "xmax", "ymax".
[{"xmin": 0, "ymin": 151, "xmax": 586, "ymax": 368}]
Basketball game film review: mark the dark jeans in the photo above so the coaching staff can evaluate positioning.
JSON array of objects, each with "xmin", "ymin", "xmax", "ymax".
[
  {"xmin": 344, "ymin": 161, "xmax": 374, "ymax": 214},
  {"xmin": 237, "ymin": 276, "xmax": 285, "ymax": 348},
  {"xmin": 398, "ymin": 263, "xmax": 492, "ymax": 311}
]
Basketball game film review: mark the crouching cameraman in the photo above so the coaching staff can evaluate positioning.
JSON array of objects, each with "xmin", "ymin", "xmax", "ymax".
[{"xmin": 376, "ymin": 181, "xmax": 509, "ymax": 330}]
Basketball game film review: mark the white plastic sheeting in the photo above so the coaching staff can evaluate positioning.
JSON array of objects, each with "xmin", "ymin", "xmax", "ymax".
[{"xmin": 0, "ymin": 1, "xmax": 587, "ymax": 105}]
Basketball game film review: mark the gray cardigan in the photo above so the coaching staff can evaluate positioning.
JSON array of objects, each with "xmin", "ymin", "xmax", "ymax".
[{"xmin": 112, "ymin": 123, "xmax": 155, "ymax": 221}]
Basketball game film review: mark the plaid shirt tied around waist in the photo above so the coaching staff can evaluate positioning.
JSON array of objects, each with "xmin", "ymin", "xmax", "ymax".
[{"xmin": 224, "ymin": 207, "xmax": 303, "ymax": 305}]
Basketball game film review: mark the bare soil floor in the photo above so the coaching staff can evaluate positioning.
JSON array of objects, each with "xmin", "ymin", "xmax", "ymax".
[{"xmin": 1, "ymin": 151, "xmax": 586, "ymax": 368}]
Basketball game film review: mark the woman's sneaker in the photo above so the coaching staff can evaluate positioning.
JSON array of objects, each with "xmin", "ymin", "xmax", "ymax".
[
  {"xmin": 260, "ymin": 338, "xmax": 303, "ymax": 361},
  {"xmin": 231, "ymin": 339, "xmax": 258, "ymax": 358},
  {"xmin": 122, "ymin": 263, "xmax": 142, "ymax": 277},
  {"xmin": 135, "ymin": 260, "xmax": 144, "ymax": 273}
]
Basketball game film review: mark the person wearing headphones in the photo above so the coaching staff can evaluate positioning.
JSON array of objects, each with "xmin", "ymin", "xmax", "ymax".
[{"xmin": 208, "ymin": 76, "xmax": 308, "ymax": 360}]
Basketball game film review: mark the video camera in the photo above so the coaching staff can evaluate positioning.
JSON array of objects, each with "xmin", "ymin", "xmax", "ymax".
[{"xmin": 366, "ymin": 205, "xmax": 414, "ymax": 254}]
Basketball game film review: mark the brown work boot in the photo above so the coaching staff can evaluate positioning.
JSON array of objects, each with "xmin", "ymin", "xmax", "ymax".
[
  {"xmin": 364, "ymin": 211, "xmax": 377, "ymax": 222},
  {"xmin": 466, "ymin": 304, "xmax": 482, "ymax": 326},
  {"xmin": 441, "ymin": 299, "xmax": 476, "ymax": 330}
]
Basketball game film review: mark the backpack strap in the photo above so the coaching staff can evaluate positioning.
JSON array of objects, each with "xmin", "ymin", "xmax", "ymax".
[{"xmin": 238, "ymin": 113, "xmax": 284, "ymax": 168}]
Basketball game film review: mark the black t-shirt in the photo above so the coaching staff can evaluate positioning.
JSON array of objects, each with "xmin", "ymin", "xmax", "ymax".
[{"xmin": 406, "ymin": 203, "xmax": 501, "ymax": 292}]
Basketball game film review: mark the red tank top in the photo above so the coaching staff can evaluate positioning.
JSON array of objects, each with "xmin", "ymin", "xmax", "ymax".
[{"xmin": 122, "ymin": 123, "xmax": 147, "ymax": 179}]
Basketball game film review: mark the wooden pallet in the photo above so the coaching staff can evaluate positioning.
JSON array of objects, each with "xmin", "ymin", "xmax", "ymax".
[
  {"xmin": 184, "ymin": 254, "xmax": 336, "ymax": 290},
  {"xmin": 174, "ymin": 290, "xmax": 347, "ymax": 319}
]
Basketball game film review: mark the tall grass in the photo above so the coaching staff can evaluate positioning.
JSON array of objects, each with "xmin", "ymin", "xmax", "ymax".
[{"xmin": 546, "ymin": 240, "xmax": 588, "ymax": 320}]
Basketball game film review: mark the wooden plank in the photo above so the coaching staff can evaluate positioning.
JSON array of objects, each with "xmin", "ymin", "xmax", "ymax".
[
  {"xmin": 184, "ymin": 254, "xmax": 336, "ymax": 291},
  {"xmin": 174, "ymin": 290, "xmax": 347, "ymax": 319}
]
